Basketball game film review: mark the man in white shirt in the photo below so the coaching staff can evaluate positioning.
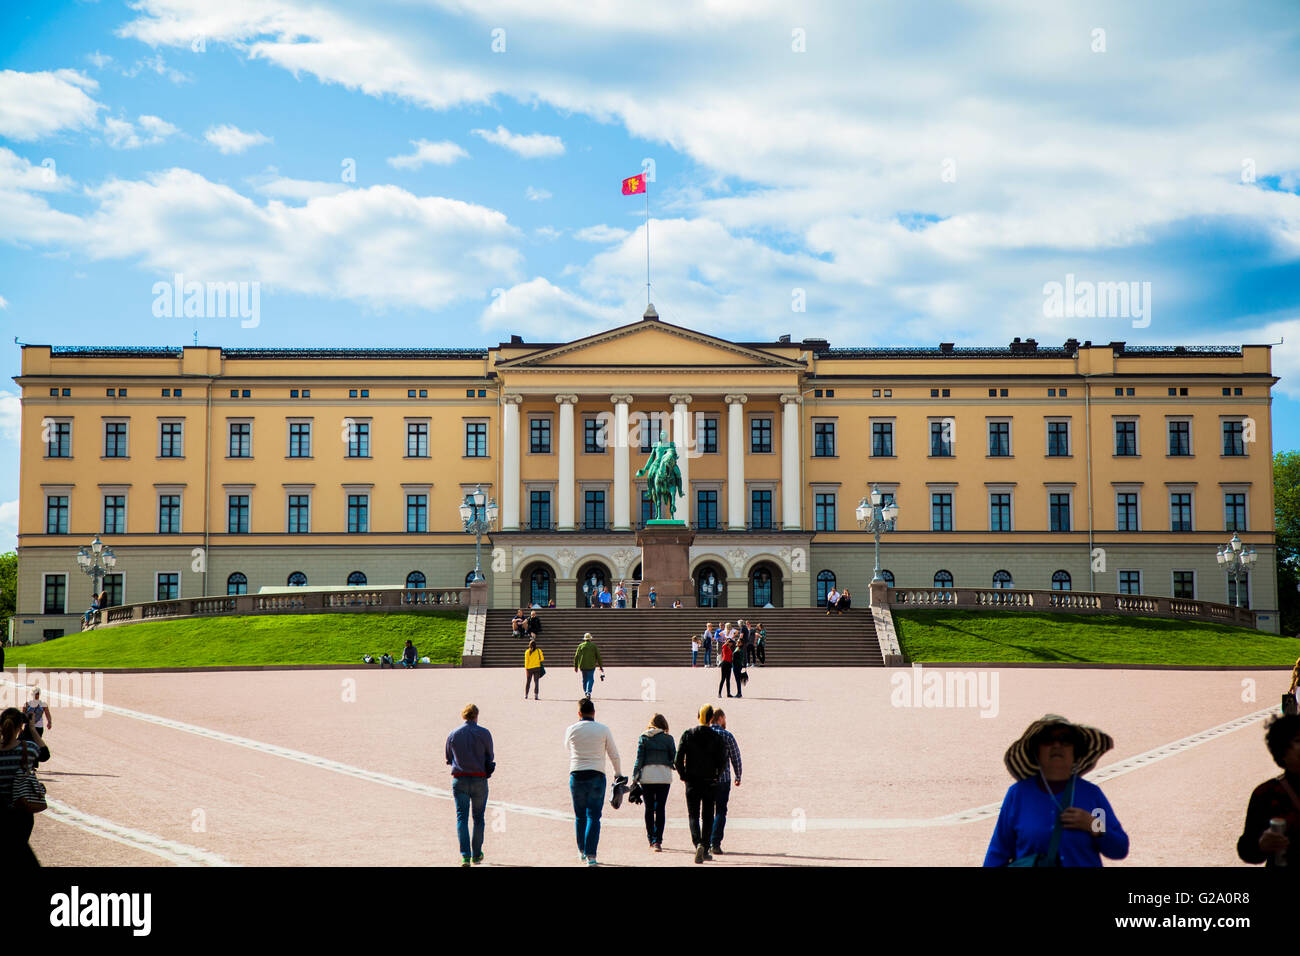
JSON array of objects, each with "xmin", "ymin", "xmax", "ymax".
[
  {"xmin": 564, "ymin": 697, "xmax": 622, "ymax": 866},
  {"xmin": 25, "ymin": 689, "xmax": 51, "ymax": 736},
  {"xmin": 825, "ymin": 587, "xmax": 841, "ymax": 614}
]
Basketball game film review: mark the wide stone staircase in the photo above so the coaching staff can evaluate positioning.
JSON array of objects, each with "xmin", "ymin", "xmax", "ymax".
[{"xmin": 480, "ymin": 607, "xmax": 883, "ymax": 667}]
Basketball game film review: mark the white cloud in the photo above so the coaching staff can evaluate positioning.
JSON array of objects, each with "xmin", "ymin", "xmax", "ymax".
[
  {"xmin": 86, "ymin": 51, "xmax": 114, "ymax": 69},
  {"xmin": 0, "ymin": 69, "xmax": 101, "ymax": 141},
  {"xmin": 525, "ymin": 186, "xmax": 551, "ymax": 201},
  {"xmin": 123, "ymin": 52, "xmax": 189, "ymax": 83},
  {"xmin": 104, "ymin": 114, "xmax": 179, "ymax": 149},
  {"xmin": 0, "ymin": 148, "xmax": 73, "ymax": 193},
  {"xmin": 251, "ymin": 172, "xmax": 350, "ymax": 201},
  {"xmin": 0, "ymin": 499, "xmax": 16, "ymax": 554},
  {"xmin": 205, "ymin": 124, "xmax": 272, "ymax": 154},
  {"xmin": 0, "ymin": 295, "xmax": 7, "ymax": 309},
  {"xmin": 574, "ymin": 224, "xmax": 629, "ymax": 243},
  {"xmin": 534, "ymin": 226, "xmax": 561, "ymax": 240},
  {"xmin": 479, "ymin": 277, "xmax": 621, "ymax": 339},
  {"xmin": 386, "ymin": 139, "xmax": 469, "ymax": 169},
  {"xmin": 0, "ymin": 390, "xmax": 19, "ymax": 441},
  {"xmin": 471, "ymin": 125, "xmax": 564, "ymax": 159}
]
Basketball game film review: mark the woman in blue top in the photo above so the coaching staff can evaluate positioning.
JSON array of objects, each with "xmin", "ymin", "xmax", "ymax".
[{"xmin": 983, "ymin": 714, "xmax": 1129, "ymax": 867}]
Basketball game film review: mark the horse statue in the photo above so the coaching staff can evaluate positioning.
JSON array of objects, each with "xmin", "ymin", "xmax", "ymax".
[{"xmin": 636, "ymin": 432, "xmax": 683, "ymax": 521}]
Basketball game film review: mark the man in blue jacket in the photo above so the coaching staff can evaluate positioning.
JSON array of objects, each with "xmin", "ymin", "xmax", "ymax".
[{"xmin": 446, "ymin": 703, "xmax": 495, "ymax": 866}]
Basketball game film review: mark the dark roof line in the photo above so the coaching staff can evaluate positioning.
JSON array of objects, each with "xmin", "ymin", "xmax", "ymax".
[
  {"xmin": 818, "ymin": 345, "xmax": 1242, "ymax": 358},
  {"xmin": 47, "ymin": 346, "xmax": 487, "ymax": 359}
]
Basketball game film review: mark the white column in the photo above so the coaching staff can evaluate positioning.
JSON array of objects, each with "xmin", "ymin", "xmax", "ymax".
[
  {"xmin": 612, "ymin": 395, "xmax": 634, "ymax": 530},
  {"xmin": 501, "ymin": 394, "xmax": 523, "ymax": 530},
  {"xmin": 780, "ymin": 394, "xmax": 802, "ymax": 530},
  {"xmin": 556, "ymin": 395, "xmax": 577, "ymax": 530},
  {"xmin": 725, "ymin": 394, "xmax": 748, "ymax": 530},
  {"xmin": 670, "ymin": 393, "xmax": 692, "ymax": 524}
]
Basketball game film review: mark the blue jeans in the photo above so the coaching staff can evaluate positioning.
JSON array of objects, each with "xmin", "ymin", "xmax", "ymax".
[
  {"xmin": 711, "ymin": 780, "xmax": 732, "ymax": 848},
  {"xmin": 692, "ymin": 650, "xmax": 698, "ymax": 667},
  {"xmin": 452, "ymin": 776, "xmax": 488, "ymax": 858},
  {"xmin": 570, "ymin": 771, "xmax": 606, "ymax": 858},
  {"xmin": 704, "ymin": 645, "xmax": 712, "ymax": 666},
  {"xmin": 581, "ymin": 669, "xmax": 595, "ymax": 696}
]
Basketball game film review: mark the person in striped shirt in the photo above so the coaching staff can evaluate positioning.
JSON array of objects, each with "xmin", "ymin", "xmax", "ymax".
[
  {"xmin": 1, "ymin": 708, "xmax": 46, "ymax": 866},
  {"xmin": 709, "ymin": 709, "xmax": 742, "ymax": 855}
]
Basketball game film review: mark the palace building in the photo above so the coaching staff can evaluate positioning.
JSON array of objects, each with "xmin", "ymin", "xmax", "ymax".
[{"xmin": 12, "ymin": 307, "xmax": 1280, "ymax": 642}]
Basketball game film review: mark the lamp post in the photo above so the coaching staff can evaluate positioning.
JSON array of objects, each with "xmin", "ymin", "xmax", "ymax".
[
  {"xmin": 1215, "ymin": 531, "xmax": 1257, "ymax": 608},
  {"xmin": 701, "ymin": 572, "xmax": 724, "ymax": 608},
  {"xmin": 76, "ymin": 535, "xmax": 117, "ymax": 602},
  {"xmin": 458, "ymin": 485, "xmax": 498, "ymax": 584},
  {"xmin": 855, "ymin": 484, "xmax": 899, "ymax": 584}
]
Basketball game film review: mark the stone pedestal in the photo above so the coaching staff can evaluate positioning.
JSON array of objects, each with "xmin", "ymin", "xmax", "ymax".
[{"xmin": 636, "ymin": 522, "xmax": 697, "ymax": 608}]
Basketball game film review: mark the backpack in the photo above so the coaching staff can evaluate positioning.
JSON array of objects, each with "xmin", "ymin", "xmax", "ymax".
[{"xmin": 678, "ymin": 726, "xmax": 725, "ymax": 784}]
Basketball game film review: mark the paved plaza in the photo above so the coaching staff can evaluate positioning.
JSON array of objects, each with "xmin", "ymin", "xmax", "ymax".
[{"xmin": 10, "ymin": 664, "xmax": 1289, "ymax": 867}]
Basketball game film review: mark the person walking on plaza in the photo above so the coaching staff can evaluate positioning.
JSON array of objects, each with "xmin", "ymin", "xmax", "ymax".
[
  {"xmin": 675, "ymin": 704, "xmax": 727, "ymax": 863},
  {"xmin": 731, "ymin": 638, "xmax": 746, "ymax": 697},
  {"xmin": 709, "ymin": 708, "xmax": 743, "ymax": 855},
  {"xmin": 524, "ymin": 639, "xmax": 545, "ymax": 699},
  {"xmin": 1236, "ymin": 714, "xmax": 1300, "ymax": 867},
  {"xmin": 701, "ymin": 624, "xmax": 714, "ymax": 668},
  {"xmin": 24, "ymin": 689, "xmax": 50, "ymax": 739},
  {"xmin": 983, "ymin": 714, "xmax": 1129, "ymax": 867},
  {"xmin": 0, "ymin": 707, "xmax": 46, "ymax": 866},
  {"xmin": 755, "ymin": 624, "xmax": 767, "ymax": 665},
  {"xmin": 718, "ymin": 636, "xmax": 736, "ymax": 697},
  {"xmin": 445, "ymin": 703, "xmax": 495, "ymax": 866},
  {"xmin": 633, "ymin": 713, "xmax": 676, "ymax": 851},
  {"xmin": 574, "ymin": 632, "xmax": 605, "ymax": 698},
  {"xmin": 691, "ymin": 635, "xmax": 700, "ymax": 667},
  {"xmin": 565, "ymin": 696, "xmax": 622, "ymax": 866}
]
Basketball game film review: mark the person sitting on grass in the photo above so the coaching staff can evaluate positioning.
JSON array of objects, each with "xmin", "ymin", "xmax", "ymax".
[
  {"xmin": 380, "ymin": 652, "xmax": 395, "ymax": 668},
  {"xmin": 401, "ymin": 640, "xmax": 418, "ymax": 668}
]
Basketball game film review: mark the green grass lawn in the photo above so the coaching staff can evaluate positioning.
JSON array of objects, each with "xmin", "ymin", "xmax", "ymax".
[
  {"xmin": 4, "ymin": 611, "xmax": 467, "ymax": 669},
  {"xmin": 892, "ymin": 609, "xmax": 1299, "ymax": 666}
]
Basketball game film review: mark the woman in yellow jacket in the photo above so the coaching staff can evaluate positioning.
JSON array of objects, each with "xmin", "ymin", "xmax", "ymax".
[{"xmin": 525, "ymin": 639, "xmax": 545, "ymax": 700}]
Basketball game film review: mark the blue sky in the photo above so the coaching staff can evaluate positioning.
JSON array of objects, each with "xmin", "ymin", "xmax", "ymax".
[{"xmin": 2, "ymin": 0, "xmax": 1299, "ymax": 550}]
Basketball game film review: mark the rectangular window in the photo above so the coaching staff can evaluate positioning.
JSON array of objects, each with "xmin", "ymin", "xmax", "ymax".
[
  {"xmin": 989, "ymin": 493, "xmax": 1012, "ymax": 532},
  {"xmin": 1119, "ymin": 570, "xmax": 1141, "ymax": 595},
  {"xmin": 407, "ymin": 422, "xmax": 429, "ymax": 458},
  {"xmin": 1172, "ymin": 571, "xmax": 1195, "ymax": 599},
  {"xmin": 640, "ymin": 489, "xmax": 654, "ymax": 527},
  {"xmin": 814, "ymin": 493, "xmax": 836, "ymax": 531},
  {"xmin": 1170, "ymin": 493, "xmax": 1193, "ymax": 532},
  {"xmin": 1224, "ymin": 493, "xmax": 1246, "ymax": 532},
  {"xmin": 347, "ymin": 494, "xmax": 369, "ymax": 533},
  {"xmin": 47, "ymin": 421, "xmax": 71, "ymax": 457},
  {"xmin": 529, "ymin": 491, "xmax": 552, "ymax": 530},
  {"xmin": 103, "ymin": 495, "xmax": 126, "ymax": 534},
  {"xmin": 872, "ymin": 421, "xmax": 894, "ymax": 457},
  {"xmin": 160, "ymin": 421, "xmax": 183, "ymax": 457},
  {"xmin": 287, "ymin": 495, "xmax": 310, "ymax": 533},
  {"xmin": 1222, "ymin": 420, "xmax": 1246, "ymax": 456},
  {"xmin": 930, "ymin": 420, "xmax": 953, "ymax": 457},
  {"xmin": 530, "ymin": 418, "xmax": 551, "ymax": 454},
  {"xmin": 813, "ymin": 422, "xmax": 836, "ymax": 457},
  {"xmin": 639, "ymin": 414, "xmax": 662, "ymax": 454},
  {"xmin": 751, "ymin": 489, "xmax": 773, "ymax": 529},
  {"xmin": 988, "ymin": 422, "xmax": 1010, "ymax": 457},
  {"xmin": 583, "ymin": 490, "xmax": 606, "ymax": 530},
  {"xmin": 1116, "ymin": 493, "xmax": 1139, "ymax": 531},
  {"xmin": 700, "ymin": 417, "xmax": 718, "ymax": 454},
  {"xmin": 931, "ymin": 493, "xmax": 953, "ymax": 531},
  {"xmin": 696, "ymin": 490, "xmax": 718, "ymax": 530},
  {"xmin": 1114, "ymin": 420, "xmax": 1137, "ymax": 456},
  {"xmin": 227, "ymin": 495, "xmax": 249, "ymax": 534},
  {"xmin": 347, "ymin": 422, "xmax": 370, "ymax": 458},
  {"xmin": 228, "ymin": 422, "xmax": 251, "ymax": 458},
  {"xmin": 156, "ymin": 573, "xmax": 179, "ymax": 601},
  {"xmin": 751, "ymin": 418, "xmax": 772, "ymax": 454},
  {"xmin": 158, "ymin": 495, "xmax": 181, "ymax": 533},
  {"xmin": 45, "ymin": 496, "xmax": 68, "ymax": 535},
  {"xmin": 1168, "ymin": 421, "xmax": 1191, "ymax": 456},
  {"xmin": 1047, "ymin": 421, "xmax": 1070, "ymax": 456},
  {"xmin": 406, "ymin": 494, "xmax": 428, "ymax": 533},
  {"xmin": 289, "ymin": 422, "xmax": 312, "ymax": 458},
  {"xmin": 104, "ymin": 422, "xmax": 128, "ymax": 458},
  {"xmin": 102, "ymin": 573, "xmax": 123, "ymax": 607},
  {"xmin": 44, "ymin": 574, "xmax": 67, "ymax": 614},
  {"xmin": 583, "ymin": 417, "xmax": 604, "ymax": 454},
  {"xmin": 1049, "ymin": 493, "xmax": 1071, "ymax": 532}
]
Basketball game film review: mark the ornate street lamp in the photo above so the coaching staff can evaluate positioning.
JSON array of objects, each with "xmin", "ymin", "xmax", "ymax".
[
  {"xmin": 459, "ymin": 485, "xmax": 498, "ymax": 583},
  {"xmin": 1215, "ymin": 531, "xmax": 1257, "ymax": 608},
  {"xmin": 855, "ymin": 484, "xmax": 899, "ymax": 584},
  {"xmin": 700, "ymin": 571, "xmax": 724, "ymax": 608},
  {"xmin": 76, "ymin": 535, "xmax": 117, "ymax": 601}
]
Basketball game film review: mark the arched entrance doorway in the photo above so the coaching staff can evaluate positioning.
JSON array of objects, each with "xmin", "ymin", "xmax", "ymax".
[
  {"xmin": 576, "ymin": 561, "xmax": 611, "ymax": 608},
  {"xmin": 695, "ymin": 562, "xmax": 727, "ymax": 610},
  {"xmin": 750, "ymin": 562, "xmax": 783, "ymax": 608},
  {"xmin": 519, "ymin": 562, "xmax": 553, "ymax": 608}
]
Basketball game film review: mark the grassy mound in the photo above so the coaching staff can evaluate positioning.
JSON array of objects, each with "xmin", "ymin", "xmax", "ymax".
[
  {"xmin": 892, "ymin": 609, "xmax": 1299, "ymax": 666},
  {"xmin": 4, "ymin": 611, "xmax": 467, "ymax": 669}
]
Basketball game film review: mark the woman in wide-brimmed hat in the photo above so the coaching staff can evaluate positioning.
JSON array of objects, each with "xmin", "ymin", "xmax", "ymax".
[{"xmin": 983, "ymin": 714, "xmax": 1130, "ymax": 867}]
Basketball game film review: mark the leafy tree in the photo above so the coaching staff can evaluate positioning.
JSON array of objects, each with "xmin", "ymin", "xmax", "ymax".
[
  {"xmin": 1274, "ymin": 452, "xmax": 1300, "ymax": 635},
  {"xmin": 0, "ymin": 552, "xmax": 15, "ymax": 642}
]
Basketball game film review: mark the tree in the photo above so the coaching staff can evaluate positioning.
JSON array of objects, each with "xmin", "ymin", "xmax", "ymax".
[
  {"xmin": 1274, "ymin": 452, "xmax": 1300, "ymax": 635},
  {"xmin": 0, "ymin": 552, "xmax": 15, "ymax": 642}
]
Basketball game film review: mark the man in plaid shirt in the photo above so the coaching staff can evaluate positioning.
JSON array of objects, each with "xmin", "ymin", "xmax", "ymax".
[{"xmin": 709, "ymin": 709, "xmax": 742, "ymax": 854}]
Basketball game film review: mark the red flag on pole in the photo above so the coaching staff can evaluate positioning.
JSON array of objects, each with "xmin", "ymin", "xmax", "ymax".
[{"xmin": 622, "ymin": 174, "xmax": 646, "ymax": 195}]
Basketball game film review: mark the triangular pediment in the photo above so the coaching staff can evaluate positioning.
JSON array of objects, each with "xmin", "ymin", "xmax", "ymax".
[{"xmin": 497, "ymin": 318, "xmax": 804, "ymax": 370}]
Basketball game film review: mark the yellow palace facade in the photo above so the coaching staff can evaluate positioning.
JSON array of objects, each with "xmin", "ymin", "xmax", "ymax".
[{"xmin": 13, "ymin": 308, "xmax": 1280, "ymax": 642}]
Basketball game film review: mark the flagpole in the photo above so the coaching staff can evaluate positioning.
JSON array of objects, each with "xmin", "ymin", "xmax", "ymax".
[{"xmin": 645, "ymin": 179, "xmax": 651, "ymax": 306}]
